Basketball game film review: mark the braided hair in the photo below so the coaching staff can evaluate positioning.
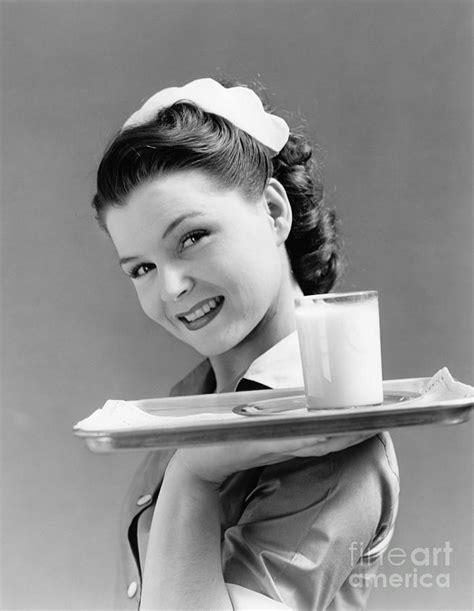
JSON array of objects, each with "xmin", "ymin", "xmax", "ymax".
[{"xmin": 92, "ymin": 84, "xmax": 343, "ymax": 295}]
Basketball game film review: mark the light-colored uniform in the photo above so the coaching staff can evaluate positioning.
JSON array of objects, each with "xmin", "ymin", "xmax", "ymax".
[{"xmin": 114, "ymin": 332, "xmax": 400, "ymax": 610}]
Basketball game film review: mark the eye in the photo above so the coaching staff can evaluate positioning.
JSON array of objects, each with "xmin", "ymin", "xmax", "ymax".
[
  {"xmin": 180, "ymin": 230, "xmax": 209, "ymax": 251},
  {"xmin": 129, "ymin": 263, "xmax": 156, "ymax": 279}
]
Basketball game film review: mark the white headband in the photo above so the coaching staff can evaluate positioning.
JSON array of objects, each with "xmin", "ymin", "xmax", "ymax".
[{"xmin": 122, "ymin": 78, "xmax": 290, "ymax": 157}]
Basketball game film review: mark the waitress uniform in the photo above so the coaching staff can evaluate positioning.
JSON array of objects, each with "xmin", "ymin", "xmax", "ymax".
[{"xmin": 113, "ymin": 332, "xmax": 399, "ymax": 610}]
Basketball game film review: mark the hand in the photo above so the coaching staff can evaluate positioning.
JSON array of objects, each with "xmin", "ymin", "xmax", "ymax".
[{"xmin": 170, "ymin": 432, "xmax": 375, "ymax": 487}]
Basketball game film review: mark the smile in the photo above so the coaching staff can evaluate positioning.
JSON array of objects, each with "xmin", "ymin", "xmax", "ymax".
[{"xmin": 177, "ymin": 296, "xmax": 224, "ymax": 330}]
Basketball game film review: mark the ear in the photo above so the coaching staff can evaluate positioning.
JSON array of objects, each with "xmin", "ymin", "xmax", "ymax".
[{"xmin": 262, "ymin": 178, "xmax": 293, "ymax": 246}]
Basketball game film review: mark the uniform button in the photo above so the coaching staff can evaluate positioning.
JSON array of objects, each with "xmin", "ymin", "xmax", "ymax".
[
  {"xmin": 137, "ymin": 494, "xmax": 152, "ymax": 506},
  {"xmin": 127, "ymin": 581, "xmax": 138, "ymax": 598}
]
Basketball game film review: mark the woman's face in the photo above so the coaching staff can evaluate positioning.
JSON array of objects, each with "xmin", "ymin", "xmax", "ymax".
[{"xmin": 105, "ymin": 169, "xmax": 289, "ymax": 357}]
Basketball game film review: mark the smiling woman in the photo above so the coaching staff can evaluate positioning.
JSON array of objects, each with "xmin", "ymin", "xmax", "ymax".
[
  {"xmin": 105, "ymin": 170, "xmax": 295, "ymax": 374},
  {"xmin": 91, "ymin": 78, "xmax": 399, "ymax": 610}
]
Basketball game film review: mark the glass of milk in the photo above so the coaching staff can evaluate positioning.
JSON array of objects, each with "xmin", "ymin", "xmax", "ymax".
[{"xmin": 295, "ymin": 291, "xmax": 383, "ymax": 409}]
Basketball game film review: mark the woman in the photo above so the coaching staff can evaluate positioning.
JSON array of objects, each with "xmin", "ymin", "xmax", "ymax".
[{"xmin": 92, "ymin": 78, "xmax": 399, "ymax": 610}]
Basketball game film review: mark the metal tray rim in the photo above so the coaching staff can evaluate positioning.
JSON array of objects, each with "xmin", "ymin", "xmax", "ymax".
[{"xmin": 74, "ymin": 379, "xmax": 474, "ymax": 452}]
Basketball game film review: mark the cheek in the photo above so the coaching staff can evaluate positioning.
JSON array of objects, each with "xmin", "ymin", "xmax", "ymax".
[
  {"xmin": 134, "ymin": 284, "xmax": 164, "ymax": 323},
  {"xmin": 225, "ymin": 247, "xmax": 282, "ymax": 312},
  {"xmin": 220, "ymin": 221, "xmax": 279, "ymax": 275}
]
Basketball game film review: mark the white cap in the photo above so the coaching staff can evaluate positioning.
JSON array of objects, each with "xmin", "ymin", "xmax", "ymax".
[{"xmin": 122, "ymin": 78, "xmax": 290, "ymax": 157}]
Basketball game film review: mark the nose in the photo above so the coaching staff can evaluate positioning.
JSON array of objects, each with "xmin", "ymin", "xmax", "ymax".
[{"xmin": 158, "ymin": 262, "xmax": 194, "ymax": 302}]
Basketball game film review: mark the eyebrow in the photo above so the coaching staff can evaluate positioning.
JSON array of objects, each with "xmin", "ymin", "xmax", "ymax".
[{"xmin": 119, "ymin": 211, "xmax": 206, "ymax": 267}]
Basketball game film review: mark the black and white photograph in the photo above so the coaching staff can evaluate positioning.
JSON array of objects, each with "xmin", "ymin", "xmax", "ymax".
[{"xmin": 1, "ymin": 1, "xmax": 473, "ymax": 610}]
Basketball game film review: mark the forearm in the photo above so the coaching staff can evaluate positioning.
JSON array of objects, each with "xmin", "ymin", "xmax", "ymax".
[{"xmin": 140, "ymin": 457, "xmax": 233, "ymax": 611}]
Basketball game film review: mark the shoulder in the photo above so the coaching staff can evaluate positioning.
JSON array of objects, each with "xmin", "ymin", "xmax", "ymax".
[
  {"xmin": 316, "ymin": 432, "xmax": 400, "ymax": 522},
  {"xmin": 330, "ymin": 432, "xmax": 399, "ymax": 497},
  {"xmin": 313, "ymin": 433, "xmax": 400, "ymax": 554},
  {"xmin": 222, "ymin": 437, "xmax": 400, "ymax": 609},
  {"xmin": 257, "ymin": 433, "xmax": 398, "ymax": 505},
  {"xmin": 236, "ymin": 433, "xmax": 399, "ymax": 541}
]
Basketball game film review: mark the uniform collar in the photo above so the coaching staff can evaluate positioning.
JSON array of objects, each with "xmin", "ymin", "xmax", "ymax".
[
  {"xmin": 170, "ymin": 331, "xmax": 304, "ymax": 395},
  {"xmin": 241, "ymin": 330, "xmax": 304, "ymax": 390}
]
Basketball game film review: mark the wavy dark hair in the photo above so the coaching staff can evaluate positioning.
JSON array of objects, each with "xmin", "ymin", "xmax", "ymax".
[{"xmin": 92, "ymin": 83, "xmax": 343, "ymax": 294}]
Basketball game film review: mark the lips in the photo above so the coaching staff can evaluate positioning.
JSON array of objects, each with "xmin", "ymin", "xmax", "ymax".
[{"xmin": 177, "ymin": 296, "xmax": 224, "ymax": 331}]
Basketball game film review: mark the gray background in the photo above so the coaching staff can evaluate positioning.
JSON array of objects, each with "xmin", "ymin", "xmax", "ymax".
[{"xmin": 1, "ymin": 1, "xmax": 472, "ymax": 609}]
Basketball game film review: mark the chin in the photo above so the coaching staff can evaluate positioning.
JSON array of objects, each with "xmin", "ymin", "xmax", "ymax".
[
  {"xmin": 189, "ymin": 330, "xmax": 246, "ymax": 358},
  {"xmin": 191, "ymin": 341, "xmax": 233, "ymax": 358}
]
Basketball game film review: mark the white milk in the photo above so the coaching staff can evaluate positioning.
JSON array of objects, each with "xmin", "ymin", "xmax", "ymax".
[{"xmin": 295, "ymin": 296, "xmax": 383, "ymax": 409}]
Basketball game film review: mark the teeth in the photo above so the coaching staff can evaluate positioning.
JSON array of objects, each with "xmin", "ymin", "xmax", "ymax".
[
  {"xmin": 194, "ymin": 307, "xmax": 206, "ymax": 319},
  {"xmin": 183, "ymin": 297, "xmax": 222, "ymax": 322}
]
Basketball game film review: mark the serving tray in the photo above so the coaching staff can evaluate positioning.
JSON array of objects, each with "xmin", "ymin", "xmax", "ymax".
[{"xmin": 74, "ymin": 377, "xmax": 473, "ymax": 453}]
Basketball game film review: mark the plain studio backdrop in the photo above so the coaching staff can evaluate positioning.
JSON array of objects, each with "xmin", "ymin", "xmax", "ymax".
[{"xmin": 1, "ymin": 1, "xmax": 472, "ymax": 609}]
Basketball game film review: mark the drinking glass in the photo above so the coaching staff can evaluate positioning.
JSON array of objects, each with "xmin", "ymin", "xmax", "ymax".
[{"xmin": 295, "ymin": 291, "xmax": 383, "ymax": 409}]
